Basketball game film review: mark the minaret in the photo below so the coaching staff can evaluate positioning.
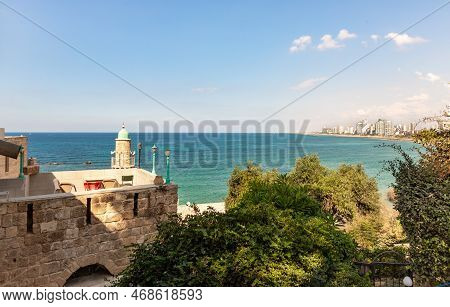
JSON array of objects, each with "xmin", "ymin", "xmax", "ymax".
[{"xmin": 111, "ymin": 123, "xmax": 135, "ymax": 168}]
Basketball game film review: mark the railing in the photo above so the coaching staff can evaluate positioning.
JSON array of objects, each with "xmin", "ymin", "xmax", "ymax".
[{"xmin": 354, "ymin": 251, "xmax": 413, "ymax": 287}]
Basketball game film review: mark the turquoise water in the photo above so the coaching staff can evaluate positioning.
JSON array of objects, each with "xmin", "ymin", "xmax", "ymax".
[{"xmin": 11, "ymin": 133, "xmax": 417, "ymax": 204}]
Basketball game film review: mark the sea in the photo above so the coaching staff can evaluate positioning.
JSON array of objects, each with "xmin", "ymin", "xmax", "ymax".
[{"xmin": 10, "ymin": 133, "xmax": 418, "ymax": 205}]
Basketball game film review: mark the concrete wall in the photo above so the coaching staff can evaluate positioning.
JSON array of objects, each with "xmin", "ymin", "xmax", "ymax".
[
  {"xmin": 0, "ymin": 184, "xmax": 178, "ymax": 286},
  {"xmin": 0, "ymin": 136, "xmax": 28, "ymax": 180}
]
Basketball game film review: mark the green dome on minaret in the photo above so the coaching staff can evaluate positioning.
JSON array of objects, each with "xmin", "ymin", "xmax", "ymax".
[{"xmin": 117, "ymin": 123, "xmax": 129, "ymax": 140}]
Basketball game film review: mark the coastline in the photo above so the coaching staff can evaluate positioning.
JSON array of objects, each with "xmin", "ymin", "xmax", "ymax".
[{"xmin": 307, "ymin": 132, "xmax": 413, "ymax": 142}]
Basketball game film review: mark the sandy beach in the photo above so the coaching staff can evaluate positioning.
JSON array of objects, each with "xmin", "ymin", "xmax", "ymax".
[{"xmin": 308, "ymin": 132, "xmax": 413, "ymax": 142}]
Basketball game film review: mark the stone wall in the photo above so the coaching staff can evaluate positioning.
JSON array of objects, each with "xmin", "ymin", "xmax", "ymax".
[
  {"xmin": 0, "ymin": 184, "xmax": 178, "ymax": 286},
  {"xmin": 0, "ymin": 136, "xmax": 28, "ymax": 179}
]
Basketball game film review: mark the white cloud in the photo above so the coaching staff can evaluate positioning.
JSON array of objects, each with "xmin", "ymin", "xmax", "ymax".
[
  {"xmin": 192, "ymin": 87, "xmax": 218, "ymax": 93},
  {"xmin": 385, "ymin": 32, "xmax": 427, "ymax": 46},
  {"xmin": 291, "ymin": 77, "xmax": 326, "ymax": 90},
  {"xmin": 337, "ymin": 29, "xmax": 357, "ymax": 40},
  {"xmin": 355, "ymin": 93, "xmax": 431, "ymax": 118},
  {"xmin": 370, "ymin": 34, "xmax": 379, "ymax": 42},
  {"xmin": 405, "ymin": 93, "xmax": 429, "ymax": 102},
  {"xmin": 289, "ymin": 35, "xmax": 312, "ymax": 53},
  {"xmin": 357, "ymin": 109, "xmax": 369, "ymax": 116},
  {"xmin": 361, "ymin": 41, "xmax": 368, "ymax": 48},
  {"xmin": 317, "ymin": 34, "xmax": 343, "ymax": 50},
  {"xmin": 415, "ymin": 71, "xmax": 441, "ymax": 83}
]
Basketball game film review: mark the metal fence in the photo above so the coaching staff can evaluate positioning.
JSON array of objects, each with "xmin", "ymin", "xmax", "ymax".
[{"xmin": 355, "ymin": 251, "xmax": 413, "ymax": 287}]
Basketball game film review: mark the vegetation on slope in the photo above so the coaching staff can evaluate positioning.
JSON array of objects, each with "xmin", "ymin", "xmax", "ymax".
[
  {"xmin": 114, "ymin": 178, "xmax": 369, "ymax": 287},
  {"xmin": 386, "ymin": 129, "xmax": 449, "ymax": 285}
]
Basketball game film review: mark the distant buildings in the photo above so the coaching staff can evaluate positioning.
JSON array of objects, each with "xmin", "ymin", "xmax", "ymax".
[
  {"xmin": 321, "ymin": 106, "xmax": 449, "ymax": 137},
  {"xmin": 321, "ymin": 118, "xmax": 418, "ymax": 137},
  {"xmin": 437, "ymin": 105, "xmax": 450, "ymax": 131}
]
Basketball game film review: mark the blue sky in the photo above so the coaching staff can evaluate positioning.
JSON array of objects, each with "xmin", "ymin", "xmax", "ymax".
[{"xmin": 1, "ymin": 0, "xmax": 449, "ymax": 132}]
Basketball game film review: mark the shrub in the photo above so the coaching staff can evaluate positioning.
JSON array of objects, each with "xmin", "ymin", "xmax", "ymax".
[
  {"xmin": 225, "ymin": 161, "xmax": 279, "ymax": 210},
  {"xmin": 114, "ymin": 178, "xmax": 369, "ymax": 287},
  {"xmin": 386, "ymin": 131, "xmax": 449, "ymax": 285},
  {"xmin": 225, "ymin": 155, "xmax": 404, "ymax": 250}
]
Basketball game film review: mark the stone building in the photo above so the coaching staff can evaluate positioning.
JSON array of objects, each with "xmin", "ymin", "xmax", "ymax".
[
  {"xmin": 0, "ymin": 128, "xmax": 28, "ymax": 179},
  {"xmin": 0, "ymin": 128, "xmax": 178, "ymax": 286}
]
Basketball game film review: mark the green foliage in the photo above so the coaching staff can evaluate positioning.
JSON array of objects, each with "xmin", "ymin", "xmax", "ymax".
[
  {"xmin": 414, "ymin": 129, "xmax": 450, "ymax": 178},
  {"xmin": 386, "ymin": 129, "xmax": 450, "ymax": 285},
  {"xmin": 225, "ymin": 161, "xmax": 279, "ymax": 210},
  {"xmin": 288, "ymin": 156, "xmax": 380, "ymax": 223},
  {"xmin": 225, "ymin": 155, "xmax": 401, "ymax": 250},
  {"xmin": 114, "ymin": 179, "xmax": 369, "ymax": 287}
]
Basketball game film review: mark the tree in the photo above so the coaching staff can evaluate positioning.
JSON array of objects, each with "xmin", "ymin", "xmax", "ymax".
[
  {"xmin": 225, "ymin": 161, "xmax": 279, "ymax": 210},
  {"xmin": 386, "ymin": 129, "xmax": 449, "ymax": 285},
  {"xmin": 225, "ymin": 155, "xmax": 403, "ymax": 250},
  {"xmin": 114, "ymin": 178, "xmax": 369, "ymax": 287}
]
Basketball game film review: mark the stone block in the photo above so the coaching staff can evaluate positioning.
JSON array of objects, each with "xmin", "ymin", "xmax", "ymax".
[
  {"xmin": 40, "ymin": 221, "xmax": 57, "ymax": 233},
  {"xmin": 55, "ymin": 207, "xmax": 71, "ymax": 220},
  {"xmin": 17, "ymin": 213, "xmax": 27, "ymax": 226},
  {"xmin": 0, "ymin": 204, "xmax": 8, "ymax": 215},
  {"xmin": 1, "ymin": 214, "xmax": 13, "ymax": 228},
  {"xmin": 107, "ymin": 201, "xmax": 124, "ymax": 213},
  {"xmin": 47, "ymin": 230, "xmax": 65, "ymax": 242},
  {"xmin": 41, "ymin": 262, "xmax": 60, "ymax": 275},
  {"xmin": 49, "ymin": 199, "xmax": 64, "ymax": 209},
  {"xmin": 115, "ymin": 193, "xmax": 127, "ymax": 201},
  {"xmin": 70, "ymin": 206, "xmax": 85, "ymax": 219},
  {"xmin": 92, "ymin": 203, "xmax": 107, "ymax": 215},
  {"xmin": 5, "ymin": 226, "xmax": 18, "ymax": 238},
  {"xmin": 7, "ymin": 203, "xmax": 17, "ymax": 214},
  {"xmin": 100, "ymin": 194, "xmax": 114, "ymax": 203},
  {"xmin": 110, "ymin": 221, "xmax": 127, "ymax": 231},
  {"xmin": 65, "ymin": 228, "xmax": 79, "ymax": 240},
  {"xmin": 104, "ymin": 212, "xmax": 122, "ymax": 223}
]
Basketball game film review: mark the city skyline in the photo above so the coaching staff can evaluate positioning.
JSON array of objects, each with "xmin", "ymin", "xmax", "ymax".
[
  {"xmin": 321, "ymin": 105, "xmax": 450, "ymax": 136},
  {"xmin": 1, "ymin": 0, "xmax": 449, "ymax": 132}
]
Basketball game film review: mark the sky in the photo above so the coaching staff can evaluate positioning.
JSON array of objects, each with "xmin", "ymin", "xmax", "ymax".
[{"xmin": 1, "ymin": 0, "xmax": 449, "ymax": 132}]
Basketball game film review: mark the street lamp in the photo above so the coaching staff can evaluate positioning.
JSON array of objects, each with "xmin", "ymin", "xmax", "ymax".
[
  {"xmin": 165, "ymin": 149, "xmax": 171, "ymax": 184},
  {"xmin": 151, "ymin": 144, "xmax": 158, "ymax": 174}
]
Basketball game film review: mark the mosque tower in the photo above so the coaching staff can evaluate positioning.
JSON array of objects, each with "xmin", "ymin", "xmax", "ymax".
[{"xmin": 111, "ymin": 123, "xmax": 135, "ymax": 168}]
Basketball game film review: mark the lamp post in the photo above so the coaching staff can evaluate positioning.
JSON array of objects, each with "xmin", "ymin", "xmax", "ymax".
[
  {"xmin": 151, "ymin": 144, "xmax": 158, "ymax": 174},
  {"xmin": 165, "ymin": 149, "xmax": 171, "ymax": 184},
  {"xmin": 137, "ymin": 143, "xmax": 142, "ymax": 168}
]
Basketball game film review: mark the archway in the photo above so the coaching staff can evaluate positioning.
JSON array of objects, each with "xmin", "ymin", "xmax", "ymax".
[{"xmin": 64, "ymin": 264, "xmax": 114, "ymax": 287}]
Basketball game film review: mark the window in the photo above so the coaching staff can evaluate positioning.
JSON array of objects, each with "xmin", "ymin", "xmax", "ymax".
[
  {"xmin": 27, "ymin": 204, "xmax": 33, "ymax": 233},
  {"xmin": 133, "ymin": 193, "xmax": 139, "ymax": 217},
  {"xmin": 86, "ymin": 198, "xmax": 92, "ymax": 224},
  {"xmin": 5, "ymin": 157, "xmax": 9, "ymax": 173}
]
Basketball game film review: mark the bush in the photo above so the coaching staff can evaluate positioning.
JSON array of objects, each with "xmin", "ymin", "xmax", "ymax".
[
  {"xmin": 225, "ymin": 155, "xmax": 404, "ymax": 250},
  {"xmin": 386, "ymin": 130, "xmax": 449, "ymax": 285},
  {"xmin": 225, "ymin": 162, "xmax": 279, "ymax": 210},
  {"xmin": 114, "ymin": 178, "xmax": 369, "ymax": 287}
]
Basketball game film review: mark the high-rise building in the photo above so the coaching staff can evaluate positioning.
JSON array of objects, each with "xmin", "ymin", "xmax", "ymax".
[
  {"xmin": 385, "ymin": 120, "xmax": 393, "ymax": 136},
  {"xmin": 375, "ymin": 119, "xmax": 385, "ymax": 136},
  {"xmin": 356, "ymin": 120, "xmax": 367, "ymax": 135}
]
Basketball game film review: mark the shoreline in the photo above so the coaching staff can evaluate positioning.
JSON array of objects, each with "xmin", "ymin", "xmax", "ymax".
[{"xmin": 307, "ymin": 132, "xmax": 413, "ymax": 142}]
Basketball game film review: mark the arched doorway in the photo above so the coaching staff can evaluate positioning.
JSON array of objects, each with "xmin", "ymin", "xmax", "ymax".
[{"xmin": 64, "ymin": 264, "xmax": 114, "ymax": 287}]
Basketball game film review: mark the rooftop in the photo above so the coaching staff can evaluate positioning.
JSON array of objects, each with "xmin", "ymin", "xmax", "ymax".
[{"xmin": 0, "ymin": 168, "xmax": 163, "ymax": 202}]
